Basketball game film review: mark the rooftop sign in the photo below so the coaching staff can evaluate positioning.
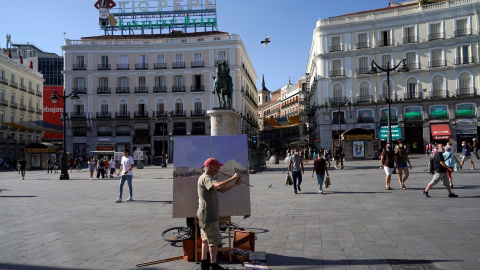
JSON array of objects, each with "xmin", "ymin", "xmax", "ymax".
[{"xmin": 94, "ymin": 0, "xmax": 217, "ymax": 34}]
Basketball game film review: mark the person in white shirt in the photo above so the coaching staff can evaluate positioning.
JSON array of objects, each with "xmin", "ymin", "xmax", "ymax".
[
  {"xmin": 109, "ymin": 157, "xmax": 116, "ymax": 178},
  {"xmin": 115, "ymin": 149, "xmax": 134, "ymax": 203}
]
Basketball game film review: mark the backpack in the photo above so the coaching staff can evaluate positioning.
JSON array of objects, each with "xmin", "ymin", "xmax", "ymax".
[{"xmin": 428, "ymin": 158, "xmax": 435, "ymax": 175}]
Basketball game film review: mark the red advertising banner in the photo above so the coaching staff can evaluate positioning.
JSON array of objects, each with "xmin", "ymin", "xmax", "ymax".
[{"xmin": 43, "ymin": 86, "xmax": 64, "ymax": 140}]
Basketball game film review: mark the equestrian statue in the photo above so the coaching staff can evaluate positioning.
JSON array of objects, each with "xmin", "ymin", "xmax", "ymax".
[{"xmin": 213, "ymin": 61, "xmax": 233, "ymax": 108}]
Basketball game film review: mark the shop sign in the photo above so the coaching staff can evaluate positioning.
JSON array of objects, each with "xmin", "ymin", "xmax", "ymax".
[
  {"xmin": 456, "ymin": 103, "xmax": 476, "ymax": 118},
  {"xmin": 379, "ymin": 125, "xmax": 402, "ymax": 141},
  {"xmin": 24, "ymin": 148, "xmax": 57, "ymax": 153},
  {"xmin": 404, "ymin": 106, "xmax": 422, "ymax": 121},
  {"xmin": 342, "ymin": 134, "xmax": 373, "ymax": 141},
  {"xmin": 358, "ymin": 109, "xmax": 374, "ymax": 123},
  {"xmin": 380, "ymin": 108, "xmax": 398, "ymax": 121},
  {"xmin": 97, "ymin": 146, "xmax": 114, "ymax": 151},
  {"xmin": 99, "ymin": 138, "xmax": 110, "ymax": 142},
  {"xmin": 429, "ymin": 105, "xmax": 448, "ymax": 119}
]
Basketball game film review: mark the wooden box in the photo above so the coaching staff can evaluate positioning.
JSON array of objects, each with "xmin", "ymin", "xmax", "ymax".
[{"xmin": 233, "ymin": 230, "xmax": 255, "ymax": 252}]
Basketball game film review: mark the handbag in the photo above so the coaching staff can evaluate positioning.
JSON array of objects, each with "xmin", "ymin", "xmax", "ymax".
[
  {"xmin": 324, "ymin": 176, "xmax": 331, "ymax": 188},
  {"xmin": 454, "ymin": 162, "xmax": 459, "ymax": 171},
  {"xmin": 285, "ymin": 175, "xmax": 293, "ymax": 186}
]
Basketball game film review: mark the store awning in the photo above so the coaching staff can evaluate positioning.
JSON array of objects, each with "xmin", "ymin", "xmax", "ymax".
[
  {"xmin": 4, "ymin": 121, "xmax": 62, "ymax": 133},
  {"xmin": 264, "ymin": 115, "xmax": 300, "ymax": 129},
  {"xmin": 431, "ymin": 124, "xmax": 451, "ymax": 140}
]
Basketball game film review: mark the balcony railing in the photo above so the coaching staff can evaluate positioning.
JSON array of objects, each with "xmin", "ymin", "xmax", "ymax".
[
  {"xmin": 74, "ymin": 131, "xmax": 87, "ymax": 136},
  {"xmin": 36, "ymin": 108, "xmax": 42, "ymax": 114},
  {"xmin": 70, "ymin": 112, "xmax": 87, "ymax": 118},
  {"xmin": 356, "ymin": 42, "xmax": 370, "ymax": 49},
  {"xmin": 329, "ymin": 97, "xmax": 348, "ymax": 105},
  {"xmin": 357, "ymin": 117, "xmax": 374, "ymax": 123},
  {"xmin": 428, "ymin": 60, "xmax": 447, "ymax": 68},
  {"xmin": 97, "ymin": 131, "xmax": 112, "ymax": 136},
  {"xmin": 117, "ymin": 64, "xmax": 129, "ymax": 70},
  {"xmin": 191, "ymin": 85, "xmax": 204, "ymax": 92},
  {"xmin": 428, "ymin": 33, "xmax": 444, "ymax": 41},
  {"xmin": 98, "ymin": 64, "xmax": 110, "ymax": 70},
  {"xmin": 403, "ymin": 36, "xmax": 418, "ymax": 44},
  {"xmin": 404, "ymin": 92, "xmax": 422, "ymax": 100},
  {"xmin": 28, "ymin": 106, "xmax": 35, "ymax": 112},
  {"xmin": 329, "ymin": 44, "xmax": 343, "ymax": 52},
  {"xmin": 135, "ymin": 63, "xmax": 148, "ymax": 70},
  {"xmin": 380, "ymin": 94, "xmax": 396, "ymax": 101},
  {"xmin": 73, "ymin": 87, "xmax": 87, "ymax": 94},
  {"xmin": 36, "ymin": 91, "xmax": 42, "ymax": 97},
  {"xmin": 173, "ymin": 62, "xmax": 185, "ymax": 69},
  {"xmin": 134, "ymin": 111, "xmax": 149, "ymax": 118},
  {"xmin": 457, "ymin": 87, "xmax": 477, "ymax": 97},
  {"xmin": 19, "ymin": 104, "xmax": 27, "ymax": 111},
  {"xmin": 9, "ymin": 82, "xmax": 18, "ymax": 88},
  {"xmin": 154, "ymin": 63, "xmax": 166, "ymax": 69},
  {"xmin": 0, "ymin": 77, "xmax": 8, "ymax": 85},
  {"xmin": 153, "ymin": 86, "xmax": 167, "ymax": 93},
  {"xmin": 191, "ymin": 61, "xmax": 204, "ymax": 68},
  {"xmin": 329, "ymin": 70, "xmax": 345, "ymax": 77},
  {"xmin": 28, "ymin": 87, "xmax": 35, "ymax": 94},
  {"xmin": 116, "ymin": 87, "xmax": 130, "ymax": 94},
  {"xmin": 357, "ymin": 95, "xmax": 373, "ymax": 103},
  {"xmin": 406, "ymin": 62, "xmax": 420, "ymax": 70},
  {"xmin": 115, "ymin": 112, "xmax": 130, "ymax": 118},
  {"xmin": 73, "ymin": 64, "xmax": 86, "ymax": 70},
  {"xmin": 134, "ymin": 87, "xmax": 148, "ymax": 93},
  {"xmin": 152, "ymin": 111, "xmax": 168, "ymax": 118},
  {"xmin": 97, "ymin": 87, "xmax": 111, "ymax": 94},
  {"xmin": 191, "ymin": 110, "xmax": 205, "ymax": 117},
  {"xmin": 19, "ymin": 85, "xmax": 26, "ymax": 92},
  {"xmin": 454, "ymin": 29, "xmax": 471, "ymax": 37},
  {"xmin": 431, "ymin": 90, "xmax": 447, "ymax": 98},
  {"xmin": 455, "ymin": 57, "xmax": 475, "ymax": 65},
  {"xmin": 172, "ymin": 86, "xmax": 185, "ymax": 92},
  {"xmin": 0, "ymin": 99, "xmax": 8, "ymax": 106},
  {"xmin": 116, "ymin": 131, "xmax": 131, "ymax": 136},
  {"xmin": 356, "ymin": 68, "xmax": 370, "ymax": 75},
  {"xmin": 172, "ymin": 110, "xmax": 186, "ymax": 117},
  {"xmin": 96, "ymin": 112, "xmax": 111, "ymax": 118},
  {"xmin": 378, "ymin": 39, "xmax": 393, "ymax": 47},
  {"xmin": 10, "ymin": 102, "xmax": 18, "ymax": 108}
]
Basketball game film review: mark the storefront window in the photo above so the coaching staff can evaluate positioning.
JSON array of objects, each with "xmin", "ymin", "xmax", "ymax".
[
  {"xmin": 404, "ymin": 106, "xmax": 422, "ymax": 121},
  {"xmin": 429, "ymin": 105, "xmax": 448, "ymax": 120},
  {"xmin": 357, "ymin": 109, "xmax": 374, "ymax": 123},
  {"xmin": 380, "ymin": 108, "xmax": 398, "ymax": 122},
  {"xmin": 456, "ymin": 103, "xmax": 476, "ymax": 119}
]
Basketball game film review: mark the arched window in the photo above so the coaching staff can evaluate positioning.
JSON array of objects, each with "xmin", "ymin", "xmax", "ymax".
[
  {"xmin": 156, "ymin": 100, "xmax": 165, "ymax": 115},
  {"xmin": 406, "ymin": 77, "xmax": 418, "ymax": 99},
  {"xmin": 458, "ymin": 73, "xmax": 471, "ymax": 95},
  {"xmin": 119, "ymin": 100, "xmax": 128, "ymax": 116},
  {"xmin": 194, "ymin": 98, "xmax": 202, "ymax": 115},
  {"xmin": 100, "ymin": 100, "xmax": 109, "ymax": 114},
  {"xmin": 175, "ymin": 99, "xmax": 184, "ymax": 116},
  {"xmin": 137, "ymin": 99, "xmax": 146, "ymax": 116}
]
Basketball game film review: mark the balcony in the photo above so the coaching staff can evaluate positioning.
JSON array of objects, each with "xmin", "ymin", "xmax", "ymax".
[
  {"xmin": 455, "ymin": 29, "xmax": 471, "ymax": 37},
  {"xmin": 430, "ymin": 90, "xmax": 447, "ymax": 99},
  {"xmin": 96, "ymin": 112, "xmax": 111, "ymax": 119},
  {"xmin": 36, "ymin": 91, "xmax": 42, "ymax": 97},
  {"xmin": 455, "ymin": 57, "xmax": 475, "ymax": 65},
  {"xmin": 134, "ymin": 111, "xmax": 149, "ymax": 118},
  {"xmin": 73, "ymin": 64, "xmax": 86, "ymax": 70},
  {"xmin": 36, "ymin": 108, "xmax": 42, "ymax": 114},
  {"xmin": 406, "ymin": 62, "xmax": 420, "ymax": 70},
  {"xmin": 9, "ymin": 82, "xmax": 18, "ymax": 88},
  {"xmin": 357, "ymin": 95, "xmax": 373, "ymax": 103},
  {"xmin": 215, "ymin": 60, "xmax": 228, "ymax": 66},
  {"xmin": 404, "ymin": 92, "xmax": 422, "ymax": 100},
  {"xmin": 74, "ymin": 131, "xmax": 87, "ymax": 136},
  {"xmin": 97, "ymin": 131, "xmax": 112, "ymax": 136},
  {"xmin": 19, "ymin": 104, "xmax": 27, "ymax": 111},
  {"xmin": 173, "ymin": 62, "xmax": 185, "ymax": 69},
  {"xmin": 115, "ymin": 112, "xmax": 130, "ymax": 118},
  {"xmin": 172, "ymin": 110, "xmax": 186, "ymax": 117},
  {"xmin": 378, "ymin": 39, "xmax": 393, "ymax": 47},
  {"xmin": 19, "ymin": 85, "xmax": 26, "ymax": 92},
  {"xmin": 329, "ymin": 69, "xmax": 345, "ymax": 78},
  {"xmin": 428, "ymin": 33, "xmax": 444, "ymax": 41},
  {"xmin": 97, "ymin": 87, "xmax": 111, "ymax": 94},
  {"xmin": 191, "ymin": 85, "xmax": 204, "ymax": 92},
  {"xmin": 356, "ymin": 42, "xmax": 370, "ymax": 49},
  {"xmin": 134, "ymin": 87, "xmax": 148, "ymax": 93},
  {"xmin": 154, "ymin": 63, "xmax": 166, "ymax": 69},
  {"xmin": 329, "ymin": 44, "xmax": 343, "ymax": 52},
  {"xmin": 380, "ymin": 94, "xmax": 396, "ymax": 101},
  {"xmin": 457, "ymin": 87, "xmax": 477, "ymax": 97},
  {"xmin": 0, "ymin": 77, "xmax": 7, "ymax": 85},
  {"xmin": 428, "ymin": 60, "xmax": 447, "ymax": 68},
  {"xmin": 116, "ymin": 130, "xmax": 131, "ymax": 136},
  {"xmin": 28, "ymin": 106, "xmax": 35, "ymax": 112},
  {"xmin": 73, "ymin": 87, "xmax": 87, "ymax": 94},
  {"xmin": 135, "ymin": 63, "xmax": 148, "ymax": 70},
  {"xmin": 357, "ymin": 117, "xmax": 374, "ymax": 123},
  {"xmin": 191, "ymin": 110, "xmax": 205, "ymax": 117},
  {"xmin": 70, "ymin": 112, "xmax": 87, "ymax": 119},
  {"xmin": 28, "ymin": 87, "xmax": 35, "ymax": 94},
  {"xmin": 356, "ymin": 68, "xmax": 370, "ymax": 75},
  {"xmin": 117, "ymin": 64, "xmax": 129, "ymax": 70},
  {"xmin": 98, "ymin": 64, "xmax": 110, "ymax": 70},
  {"xmin": 116, "ymin": 87, "xmax": 130, "ymax": 94},
  {"xmin": 0, "ymin": 99, "xmax": 8, "ymax": 106},
  {"xmin": 403, "ymin": 36, "xmax": 418, "ymax": 44},
  {"xmin": 152, "ymin": 111, "xmax": 168, "ymax": 118},
  {"xmin": 329, "ymin": 97, "xmax": 348, "ymax": 105},
  {"xmin": 172, "ymin": 86, "xmax": 185, "ymax": 92},
  {"xmin": 153, "ymin": 86, "xmax": 167, "ymax": 93},
  {"xmin": 10, "ymin": 102, "xmax": 18, "ymax": 108},
  {"xmin": 191, "ymin": 61, "xmax": 204, "ymax": 68}
]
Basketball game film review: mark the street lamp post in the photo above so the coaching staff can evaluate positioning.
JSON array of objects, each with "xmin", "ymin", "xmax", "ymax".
[
  {"xmin": 161, "ymin": 112, "xmax": 171, "ymax": 167},
  {"xmin": 50, "ymin": 89, "xmax": 79, "ymax": 180},
  {"xmin": 369, "ymin": 59, "xmax": 409, "ymax": 145}
]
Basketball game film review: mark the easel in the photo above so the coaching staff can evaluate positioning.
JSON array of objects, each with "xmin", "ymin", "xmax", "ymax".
[{"xmin": 194, "ymin": 217, "xmax": 232, "ymax": 263}]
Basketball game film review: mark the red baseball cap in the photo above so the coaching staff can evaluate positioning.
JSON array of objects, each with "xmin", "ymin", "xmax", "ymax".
[{"xmin": 203, "ymin": 158, "xmax": 223, "ymax": 168}]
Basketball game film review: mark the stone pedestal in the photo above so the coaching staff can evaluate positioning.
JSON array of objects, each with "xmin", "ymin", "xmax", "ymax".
[{"xmin": 208, "ymin": 109, "xmax": 242, "ymax": 136}]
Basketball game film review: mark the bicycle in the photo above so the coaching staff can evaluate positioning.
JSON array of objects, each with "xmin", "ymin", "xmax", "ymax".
[{"xmin": 161, "ymin": 221, "xmax": 244, "ymax": 243}]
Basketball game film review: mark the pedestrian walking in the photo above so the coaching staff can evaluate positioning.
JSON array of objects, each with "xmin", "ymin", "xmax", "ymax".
[
  {"xmin": 53, "ymin": 159, "xmax": 59, "ymax": 173},
  {"xmin": 443, "ymin": 145, "xmax": 462, "ymax": 188},
  {"xmin": 335, "ymin": 145, "xmax": 344, "ymax": 169},
  {"xmin": 68, "ymin": 157, "xmax": 73, "ymax": 173},
  {"xmin": 380, "ymin": 143, "xmax": 395, "ymax": 190},
  {"xmin": 422, "ymin": 144, "xmax": 458, "ymax": 198},
  {"xmin": 287, "ymin": 148, "xmax": 304, "ymax": 194},
  {"xmin": 47, "ymin": 157, "xmax": 53, "ymax": 173},
  {"xmin": 472, "ymin": 138, "xmax": 478, "ymax": 160},
  {"xmin": 197, "ymin": 158, "xmax": 242, "ymax": 270},
  {"xmin": 96, "ymin": 157, "xmax": 106, "ymax": 179},
  {"xmin": 115, "ymin": 148, "xmax": 134, "ymax": 203},
  {"xmin": 395, "ymin": 146, "xmax": 412, "ymax": 189},
  {"xmin": 74, "ymin": 157, "xmax": 81, "ymax": 172},
  {"xmin": 88, "ymin": 157, "xmax": 96, "ymax": 181},
  {"xmin": 460, "ymin": 141, "xmax": 476, "ymax": 170},
  {"xmin": 325, "ymin": 148, "xmax": 332, "ymax": 167},
  {"xmin": 412, "ymin": 141, "xmax": 418, "ymax": 155},
  {"xmin": 312, "ymin": 153, "xmax": 329, "ymax": 194},
  {"xmin": 18, "ymin": 157, "xmax": 27, "ymax": 180},
  {"xmin": 109, "ymin": 157, "xmax": 116, "ymax": 178}
]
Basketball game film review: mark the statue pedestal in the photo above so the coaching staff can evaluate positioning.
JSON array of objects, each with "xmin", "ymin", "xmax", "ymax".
[{"xmin": 208, "ymin": 109, "xmax": 242, "ymax": 136}]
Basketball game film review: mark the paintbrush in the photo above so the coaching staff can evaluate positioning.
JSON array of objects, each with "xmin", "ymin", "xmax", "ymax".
[{"xmin": 218, "ymin": 171, "xmax": 253, "ymax": 187}]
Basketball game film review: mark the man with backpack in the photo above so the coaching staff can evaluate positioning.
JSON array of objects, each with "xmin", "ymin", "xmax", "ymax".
[{"xmin": 422, "ymin": 144, "xmax": 458, "ymax": 198}]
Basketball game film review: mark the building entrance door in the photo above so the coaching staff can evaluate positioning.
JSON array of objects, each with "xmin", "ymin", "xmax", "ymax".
[{"xmin": 404, "ymin": 123, "xmax": 423, "ymax": 154}]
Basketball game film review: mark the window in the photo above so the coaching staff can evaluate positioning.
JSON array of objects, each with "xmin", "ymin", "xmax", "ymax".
[
  {"xmin": 175, "ymin": 100, "xmax": 183, "ymax": 114},
  {"xmin": 403, "ymin": 26, "xmax": 416, "ymax": 44},
  {"xmin": 174, "ymin": 53, "xmax": 184, "ymax": 68},
  {"xmin": 20, "ymin": 78, "xmax": 24, "ymax": 87},
  {"xmin": 382, "ymin": 80, "xmax": 393, "ymax": 99},
  {"xmin": 359, "ymin": 82, "xmax": 369, "ymax": 98},
  {"xmin": 75, "ymin": 77, "xmax": 85, "ymax": 92},
  {"xmin": 155, "ymin": 54, "xmax": 166, "ymax": 69},
  {"xmin": 379, "ymin": 30, "xmax": 391, "ymax": 46},
  {"xmin": 218, "ymin": 51, "xmax": 226, "ymax": 61},
  {"xmin": 138, "ymin": 76, "xmax": 146, "ymax": 88},
  {"xmin": 173, "ymin": 122, "xmax": 186, "ymax": 135},
  {"xmin": 76, "ymin": 55, "xmax": 85, "ymax": 65},
  {"xmin": 406, "ymin": 78, "xmax": 418, "ymax": 99},
  {"xmin": 456, "ymin": 45, "xmax": 471, "ymax": 65},
  {"xmin": 99, "ymin": 77, "xmax": 108, "ymax": 91},
  {"xmin": 331, "ymin": 60, "xmax": 343, "ymax": 77},
  {"xmin": 330, "ymin": 36, "xmax": 342, "ymax": 52},
  {"xmin": 119, "ymin": 77, "xmax": 128, "ymax": 88},
  {"xmin": 137, "ymin": 55, "xmax": 147, "ymax": 69},
  {"xmin": 138, "ymin": 101, "xmax": 146, "ymax": 114},
  {"xmin": 100, "ymin": 101, "xmax": 109, "ymax": 114},
  {"xmin": 458, "ymin": 73, "xmax": 471, "ymax": 95},
  {"xmin": 10, "ymin": 112, "xmax": 15, "ymax": 122},
  {"xmin": 174, "ymin": 75, "xmax": 183, "ymax": 87},
  {"xmin": 333, "ymin": 84, "xmax": 343, "ymax": 99},
  {"xmin": 357, "ymin": 33, "xmax": 368, "ymax": 49},
  {"xmin": 154, "ymin": 76, "xmax": 165, "ymax": 92},
  {"xmin": 192, "ymin": 74, "xmax": 203, "ymax": 91},
  {"xmin": 156, "ymin": 102, "xmax": 165, "ymax": 114},
  {"xmin": 101, "ymin": 56, "xmax": 108, "ymax": 65},
  {"xmin": 432, "ymin": 75, "xmax": 444, "ymax": 96},
  {"xmin": 192, "ymin": 122, "xmax": 205, "ymax": 135},
  {"xmin": 430, "ymin": 49, "xmax": 444, "ymax": 67},
  {"xmin": 194, "ymin": 98, "xmax": 202, "ymax": 113},
  {"xmin": 455, "ymin": 19, "xmax": 469, "ymax": 37},
  {"xmin": 118, "ymin": 55, "xmax": 128, "ymax": 69},
  {"xmin": 193, "ymin": 53, "xmax": 203, "ymax": 67},
  {"xmin": 74, "ymin": 103, "xmax": 84, "ymax": 114},
  {"xmin": 358, "ymin": 57, "xmax": 369, "ymax": 74},
  {"xmin": 11, "ymin": 74, "xmax": 15, "ymax": 83},
  {"xmin": 429, "ymin": 23, "xmax": 442, "ymax": 40},
  {"xmin": 381, "ymin": 55, "xmax": 391, "ymax": 69},
  {"xmin": 406, "ymin": 52, "xmax": 417, "ymax": 69},
  {"xmin": 119, "ymin": 101, "xmax": 128, "ymax": 114}
]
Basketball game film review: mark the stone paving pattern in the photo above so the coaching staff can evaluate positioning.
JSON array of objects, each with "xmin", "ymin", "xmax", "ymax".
[{"xmin": 1, "ymin": 155, "xmax": 479, "ymax": 270}]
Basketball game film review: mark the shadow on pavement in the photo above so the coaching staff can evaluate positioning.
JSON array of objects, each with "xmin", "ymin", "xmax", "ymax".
[
  {"xmin": 0, "ymin": 263, "xmax": 90, "ymax": 270},
  {"xmin": 0, "ymin": 195, "xmax": 38, "ymax": 198},
  {"xmin": 132, "ymin": 200, "xmax": 173, "ymax": 204}
]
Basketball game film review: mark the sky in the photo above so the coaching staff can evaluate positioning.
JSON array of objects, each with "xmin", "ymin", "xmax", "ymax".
[{"xmin": 0, "ymin": 0, "xmax": 389, "ymax": 91}]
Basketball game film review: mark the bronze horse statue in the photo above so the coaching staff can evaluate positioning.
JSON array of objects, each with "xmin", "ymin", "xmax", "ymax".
[{"xmin": 213, "ymin": 61, "xmax": 233, "ymax": 108}]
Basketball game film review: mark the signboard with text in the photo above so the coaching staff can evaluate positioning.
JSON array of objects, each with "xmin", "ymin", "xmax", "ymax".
[
  {"xmin": 456, "ymin": 103, "xmax": 476, "ymax": 118},
  {"xmin": 429, "ymin": 105, "xmax": 448, "ymax": 120},
  {"xmin": 404, "ymin": 106, "xmax": 422, "ymax": 121},
  {"xmin": 43, "ymin": 86, "xmax": 64, "ymax": 140},
  {"xmin": 379, "ymin": 125, "xmax": 402, "ymax": 141}
]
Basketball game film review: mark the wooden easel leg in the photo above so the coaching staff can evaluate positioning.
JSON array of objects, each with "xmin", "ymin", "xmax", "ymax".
[{"xmin": 195, "ymin": 223, "xmax": 198, "ymax": 264}]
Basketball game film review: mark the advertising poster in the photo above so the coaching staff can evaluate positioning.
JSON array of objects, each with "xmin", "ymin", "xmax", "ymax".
[
  {"xmin": 43, "ymin": 86, "xmax": 64, "ymax": 140},
  {"xmin": 380, "ymin": 108, "xmax": 397, "ymax": 122},
  {"xmin": 456, "ymin": 103, "xmax": 476, "ymax": 118},
  {"xmin": 405, "ymin": 107, "xmax": 422, "ymax": 121},
  {"xmin": 353, "ymin": 141, "xmax": 365, "ymax": 158},
  {"xmin": 358, "ymin": 109, "xmax": 374, "ymax": 122},
  {"xmin": 31, "ymin": 154, "xmax": 41, "ymax": 168},
  {"xmin": 429, "ymin": 105, "xmax": 448, "ymax": 119}
]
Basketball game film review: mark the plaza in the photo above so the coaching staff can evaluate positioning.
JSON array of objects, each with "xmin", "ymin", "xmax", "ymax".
[{"xmin": 1, "ymin": 155, "xmax": 479, "ymax": 270}]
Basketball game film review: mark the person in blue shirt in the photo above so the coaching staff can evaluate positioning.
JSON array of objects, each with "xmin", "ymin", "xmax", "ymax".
[
  {"xmin": 460, "ymin": 141, "xmax": 476, "ymax": 170},
  {"xmin": 443, "ymin": 146, "xmax": 462, "ymax": 188}
]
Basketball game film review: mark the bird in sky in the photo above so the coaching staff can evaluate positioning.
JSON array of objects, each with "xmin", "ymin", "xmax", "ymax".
[{"xmin": 261, "ymin": 36, "xmax": 271, "ymax": 47}]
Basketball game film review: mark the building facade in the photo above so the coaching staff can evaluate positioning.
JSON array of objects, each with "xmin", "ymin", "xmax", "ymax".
[
  {"xmin": 62, "ymin": 31, "xmax": 259, "ymax": 161},
  {"xmin": 306, "ymin": 0, "xmax": 480, "ymax": 156}
]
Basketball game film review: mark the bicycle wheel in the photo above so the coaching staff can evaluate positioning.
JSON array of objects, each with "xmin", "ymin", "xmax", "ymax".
[{"xmin": 162, "ymin": 226, "xmax": 192, "ymax": 242}]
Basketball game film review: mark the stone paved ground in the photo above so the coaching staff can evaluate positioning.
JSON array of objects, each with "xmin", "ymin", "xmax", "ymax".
[{"xmin": 1, "ymin": 154, "xmax": 479, "ymax": 270}]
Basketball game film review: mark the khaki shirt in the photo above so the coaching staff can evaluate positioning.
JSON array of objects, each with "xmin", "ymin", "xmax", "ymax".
[{"xmin": 197, "ymin": 173, "xmax": 219, "ymax": 223}]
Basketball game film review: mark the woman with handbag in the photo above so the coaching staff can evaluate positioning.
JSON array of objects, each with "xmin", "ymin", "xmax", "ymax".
[
  {"xmin": 312, "ymin": 153, "xmax": 329, "ymax": 194},
  {"xmin": 443, "ymin": 146, "xmax": 462, "ymax": 188}
]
